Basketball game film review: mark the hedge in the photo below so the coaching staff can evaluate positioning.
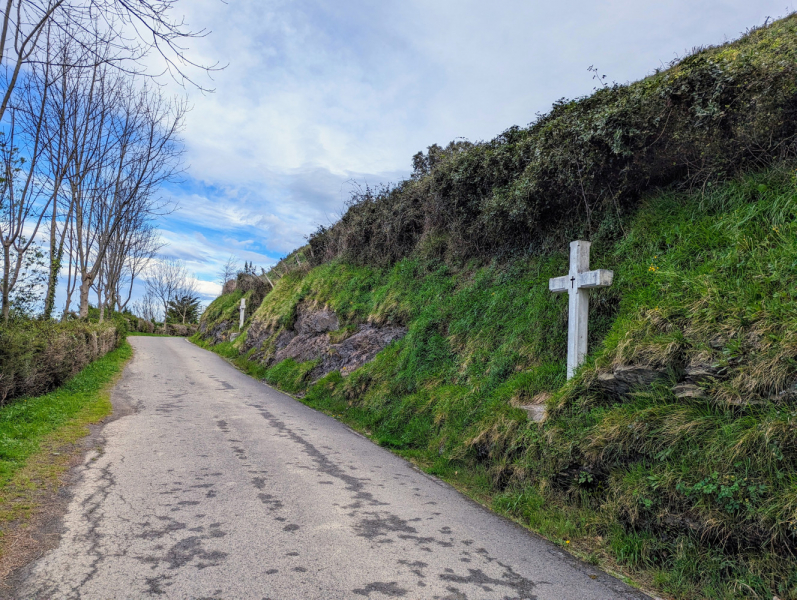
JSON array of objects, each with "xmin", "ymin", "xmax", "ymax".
[{"xmin": 0, "ymin": 320, "xmax": 122, "ymax": 405}]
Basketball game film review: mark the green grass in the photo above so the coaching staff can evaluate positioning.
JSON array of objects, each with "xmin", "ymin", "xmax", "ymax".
[
  {"xmin": 198, "ymin": 165, "xmax": 797, "ymax": 599},
  {"xmin": 0, "ymin": 342, "xmax": 132, "ymax": 488}
]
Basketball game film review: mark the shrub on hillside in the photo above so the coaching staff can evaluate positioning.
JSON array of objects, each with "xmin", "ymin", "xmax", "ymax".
[
  {"xmin": 236, "ymin": 273, "xmax": 269, "ymax": 307},
  {"xmin": 161, "ymin": 323, "xmax": 198, "ymax": 336},
  {"xmin": 310, "ymin": 15, "xmax": 797, "ymax": 266},
  {"xmin": 0, "ymin": 320, "xmax": 122, "ymax": 404}
]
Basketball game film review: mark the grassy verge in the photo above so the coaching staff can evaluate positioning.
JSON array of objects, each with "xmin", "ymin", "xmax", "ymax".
[{"xmin": 0, "ymin": 342, "xmax": 133, "ymax": 557}]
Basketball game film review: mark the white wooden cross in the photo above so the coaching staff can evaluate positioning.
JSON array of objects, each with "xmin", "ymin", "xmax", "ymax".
[
  {"xmin": 549, "ymin": 240, "xmax": 613, "ymax": 379},
  {"xmin": 239, "ymin": 298, "xmax": 246, "ymax": 329}
]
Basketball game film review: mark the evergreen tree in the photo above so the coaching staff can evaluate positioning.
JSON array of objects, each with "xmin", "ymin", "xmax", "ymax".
[{"xmin": 165, "ymin": 293, "xmax": 201, "ymax": 324}]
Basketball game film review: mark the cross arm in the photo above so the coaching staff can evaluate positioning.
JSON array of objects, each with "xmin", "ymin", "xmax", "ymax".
[
  {"xmin": 577, "ymin": 269, "xmax": 614, "ymax": 289},
  {"xmin": 548, "ymin": 275, "xmax": 569, "ymax": 293}
]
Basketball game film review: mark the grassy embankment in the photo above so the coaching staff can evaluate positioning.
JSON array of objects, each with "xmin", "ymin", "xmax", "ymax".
[
  {"xmin": 196, "ymin": 16, "xmax": 797, "ymax": 599},
  {"xmin": 0, "ymin": 342, "xmax": 132, "ymax": 558},
  {"xmin": 196, "ymin": 167, "xmax": 797, "ymax": 599}
]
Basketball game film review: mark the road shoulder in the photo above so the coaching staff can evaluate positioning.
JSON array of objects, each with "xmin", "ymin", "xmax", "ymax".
[{"xmin": 0, "ymin": 343, "xmax": 135, "ymax": 598}]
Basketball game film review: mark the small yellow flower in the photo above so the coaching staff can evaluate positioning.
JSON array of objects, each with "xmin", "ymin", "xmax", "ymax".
[{"xmin": 565, "ymin": 540, "xmax": 570, "ymax": 544}]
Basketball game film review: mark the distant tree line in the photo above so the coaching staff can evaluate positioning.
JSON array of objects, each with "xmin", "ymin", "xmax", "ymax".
[{"xmin": 0, "ymin": 0, "xmax": 215, "ymax": 324}]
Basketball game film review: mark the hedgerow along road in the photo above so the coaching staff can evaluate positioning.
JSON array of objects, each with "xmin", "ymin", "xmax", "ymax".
[{"xmin": 15, "ymin": 337, "xmax": 648, "ymax": 599}]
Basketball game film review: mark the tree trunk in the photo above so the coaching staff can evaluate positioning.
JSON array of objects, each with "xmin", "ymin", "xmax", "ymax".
[
  {"xmin": 43, "ymin": 199, "xmax": 59, "ymax": 320},
  {"xmin": 2, "ymin": 244, "xmax": 10, "ymax": 323},
  {"xmin": 79, "ymin": 277, "xmax": 91, "ymax": 319},
  {"xmin": 97, "ymin": 285, "xmax": 104, "ymax": 323},
  {"xmin": 43, "ymin": 248, "xmax": 61, "ymax": 320}
]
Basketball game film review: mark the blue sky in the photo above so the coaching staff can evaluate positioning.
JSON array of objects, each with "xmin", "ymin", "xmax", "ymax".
[{"xmin": 152, "ymin": 0, "xmax": 793, "ymax": 303}]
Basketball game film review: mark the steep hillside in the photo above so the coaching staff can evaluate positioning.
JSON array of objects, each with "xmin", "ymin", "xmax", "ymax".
[{"xmin": 197, "ymin": 16, "xmax": 797, "ymax": 599}]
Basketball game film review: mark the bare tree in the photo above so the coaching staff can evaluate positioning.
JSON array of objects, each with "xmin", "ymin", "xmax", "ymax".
[
  {"xmin": 1, "ymin": 1, "xmax": 219, "ymax": 321},
  {"xmin": 110, "ymin": 220, "xmax": 161, "ymax": 312},
  {"xmin": 130, "ymin": 287, "xmax": 157, "ymax": 321},
  {"xmin": 218, "ymin": 254, "xmax": 238, "ymax": 286},
  {"xmin": 39, "ymin": 25, "xmax": 94, "ymax": 318},
  {"xmin": 1, "ymin": 0, "xmax": 219, "ymax": 127},
  {"xmin": 0, "ymin": 68, "xmax": 53, "ymax": 321},
  {"xmin": 47, "ymin": 54, "xmax": 187, "ymax": 318},
  {"xmin": 145, "ymin": 256, "xmax": 185, "ymax": 321}
]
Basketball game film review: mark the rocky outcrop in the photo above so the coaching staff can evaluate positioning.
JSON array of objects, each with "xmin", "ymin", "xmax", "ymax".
[
  {"xmin": 597, "ymin": 365, "xmax": 666, "ymax": 396},
  {"xmin": 200, "ymin": 319, "xmax": 231, "ymax": 344},
  {"xmin": 682, "ymin": 359, "xmax": 727, "ymax": 384},
  {"xmin": 322, "ymin": 325, "xmax": 407, "ymax": 378},
  {"xmin": 242, "ymin": 320, "xmax": 274, "ymax": 354},
  {"xmin": 294, "ymin": 307, "xmax": 338, "ymax": 335},
  {"xmin": 518, "ymin": 392, "xmax": 551, "ymax": 423},
  {"xmin": 246, "ymin": 304, "xmax": 406, "ymax": 380},
  {"xmin": 274, "ymin": 323, "xmax": 406, "ymax": 380},
  {"xmin": 672, "ymin": 383, "xmax": 706, "ymax": 399}
]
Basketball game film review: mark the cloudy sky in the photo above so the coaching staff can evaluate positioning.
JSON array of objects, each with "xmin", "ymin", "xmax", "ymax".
[{"xmin": 154, "ymin": 0, "xmax": 791, "ymax": 302}]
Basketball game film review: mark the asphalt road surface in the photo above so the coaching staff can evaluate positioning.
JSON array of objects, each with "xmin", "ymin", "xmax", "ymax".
[{"xmin": 16, "ymin": 337, "xmax": 649, "ymax": 599}]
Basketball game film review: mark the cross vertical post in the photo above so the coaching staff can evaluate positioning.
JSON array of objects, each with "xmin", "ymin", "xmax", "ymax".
[
  {"xmin": 549, "ymin": 241, "xmax": 613, "ymax": 379},
  {"xmin": 239, "ymin": 298, "xmax": 246, "ymax": 329}
]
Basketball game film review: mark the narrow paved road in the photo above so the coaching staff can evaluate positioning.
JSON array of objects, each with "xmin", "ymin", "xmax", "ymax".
[{"xmin": 16, "ymin": 337, "xmax": 648, "ymax": 599}]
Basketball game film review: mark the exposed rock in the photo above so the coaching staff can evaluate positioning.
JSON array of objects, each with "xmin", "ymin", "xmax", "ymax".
[
  {"xmin": 243, "ymin": 320, "xmax": 275, "ymax": 353},
  {"xmin": 233, "ymin": 303, "xmax": 405, "ymax": 379},
  {"xmin": 683, "ymin": 360, "xmax": 726, "ymax": 384},
  {"xmin": 272, "ymin": 323, "xmax": 406, "ymax": 380},
  {"xmin": 230, "ymin": 332, "xmax": 240, "ymax": 341},
  {"xmin": 672, "ymin": 383, "xmax": 706, "ymax": 399},
  {"xmin": 243, "ymin": 304, "xmax": 334, "ymax": 355},
  {"xmin": 206, "ymin": 320, "xmax": 230, "ymax": 345},
  {"xmin": 222, "ymin": 279, "xmax": 237, "ymax": 295},
  {"xmin": 294, "ymin": 307, "xmax": 339, "ymax": 335},
  {"xmin": 708, "ymin": 336, "xmax": 726, "ymax": 350},
  {"xmin": 518, "ymin": 392, "xmax": 551, "ymax": 423},
  {"xmin": 274, "ymin": 329, "xmax": 296, "ymax": 350},
  {"xmin": 274, "ymin": 332, "xmax": 331, "ymax": 364},
  {"xmin": 521, "ymin": 405, "xmax": 547, "ymax": 423},
  {"xmin": 597, "ymin": 365, "xmax": 666, "ymax": 396},
  {"xmin": 322, "ymin": 325, "xmax": 406, "ymax": 377}
]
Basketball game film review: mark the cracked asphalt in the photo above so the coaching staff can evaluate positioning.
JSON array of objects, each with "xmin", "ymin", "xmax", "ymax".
[{"xmin": 15, "ymin": 337, "xmax": 649, "ymax": 599}]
